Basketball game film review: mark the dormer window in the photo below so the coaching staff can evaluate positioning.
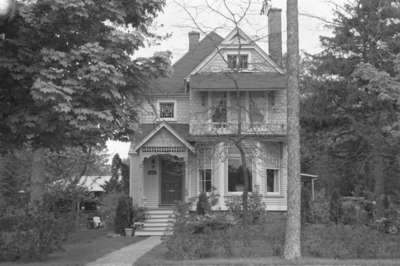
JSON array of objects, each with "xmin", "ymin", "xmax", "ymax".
[
  {"xmin": 227, "ymin": 54, "xmax": 248, "ymax": 70},
  {"xmin": 158, "ymin": 100, "xmax": 176, "ymax": 120}
]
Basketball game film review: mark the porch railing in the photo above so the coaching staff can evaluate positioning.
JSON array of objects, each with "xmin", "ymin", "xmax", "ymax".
[{"xmin": 189, "ymin": 121, "xmax": 287, "ymax": 136}]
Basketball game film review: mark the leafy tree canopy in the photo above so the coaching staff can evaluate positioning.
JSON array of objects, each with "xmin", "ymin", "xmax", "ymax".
[
  {"xmin": 0, "ymin": 0, "xmax": 170, "ymax": 152},
  {"xmin": 301, "ymin": 0, "xmax": 400, "ymax": 197}
]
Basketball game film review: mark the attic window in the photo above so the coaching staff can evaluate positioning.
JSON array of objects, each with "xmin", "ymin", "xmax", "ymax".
[
  {"xmin": 227, "ymin": 54, "xmax": 248, "ymax": 69},
  {"xmin": 159, "ymin": 101, "xmax": 176, "ymax": 120}
]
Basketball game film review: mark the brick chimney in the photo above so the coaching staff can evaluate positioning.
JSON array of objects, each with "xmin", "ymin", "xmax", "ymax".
[
  {"xmin": 188, "ymin": 31, "xmax": 200, "ymax": 52},
  {"xmin": 268, "ymin": 8, "xmax": 282, "ymax": 66}
]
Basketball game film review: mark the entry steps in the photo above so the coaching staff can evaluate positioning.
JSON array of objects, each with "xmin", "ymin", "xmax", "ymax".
[{"xmin": 135, "ymin": 208, "xmax": 175, "ymax": 236}]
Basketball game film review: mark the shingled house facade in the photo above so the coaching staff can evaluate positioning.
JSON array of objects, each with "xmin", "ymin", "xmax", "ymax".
[{"xmin": 129, "ymin": 9, "xmax": 288, "ymax": 223}]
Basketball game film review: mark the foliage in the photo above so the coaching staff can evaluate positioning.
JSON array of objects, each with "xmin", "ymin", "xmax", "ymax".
[
  {"xmin": 308, "ymin": 189, "xmax": 331, "ymax": 224},
  {"xmin": 98, "ymin": 191, "xmax": 125, "ymax": 230},
  {"xmin": 114, "ymin": 196, "xmax": 133, "ymax": 234},
  {"xmin": 0, "ymin": 204, "xmax": 69, "ymax": 262},
  {"xmin": 102, "ymin": 153, "xmax": 129, "ymax": 193},
  {"xmin": 165, "ymin": 202, "xmax": 286, "ymax": 259},
  {"xmin": 302, "ymin": 224, "xmax": 400, "ymax": 259},
  {"xmin": 225, "ymin": 192, "xmax": 267, "ymax": 224},
  {"xmin": 0, "ymin": 0, "xmax": 170, "ymax": 152},
  {"xmin": 300, "ymin": 0, "xmax": 400, "ymax": 212},
  {"xmin": 196, "ymin": 192, "xmax": 210, "ymax": 215},
  {"xmin": 132, "ymin": 205, "xmax": 147, "ymax": 223}
]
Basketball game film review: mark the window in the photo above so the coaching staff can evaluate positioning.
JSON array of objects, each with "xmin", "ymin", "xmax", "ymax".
[
  {"xmin": 227, "ymin": 54, "xmax": 248, "ymax": 69},
  {"xmin": 159, "ymin": 101, "xmax": 175, "ymax": 119},
  {"xmin": 228, "ymin": 146, "xmax": 252, "ymax": 192},
  {"xmin": 266, "ymin": 169, "xmax": 279, "ymax": 193},
  {"xmin": 199, "ymin": 169, "xmax": 212, "ymax": 193},
  {"xmin": 227, "ymin": 55, "xmax": 237, "ymax": 69},
  {"xmin": 249, "ymin": 92, "xmax": 266, "ymax": 125},
  {"xmin": 211, "ymin": 92, "xmax": 227, "ymax": 126},
  {"xmin": 239, "ymin": 55, "xmax": 248, "ymax": 69}
]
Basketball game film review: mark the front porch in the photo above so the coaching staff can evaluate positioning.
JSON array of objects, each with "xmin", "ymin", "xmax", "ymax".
[{"xmin": 138, "ymin": 154, "xmax": 186, "ymax": 208}]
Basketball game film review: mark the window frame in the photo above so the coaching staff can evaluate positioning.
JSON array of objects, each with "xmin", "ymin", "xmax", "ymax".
[
  {"xmin": 226, "ymin": 52, "xmax": 251, "ymax": 70},
  {"xmin": 157, "ymin": 100, "xmax": 177, "ymax": 121},
  {"xmin": 198, "ymin": 168, "xmax": 212, "ymax": 193},
  {"xmin": 226, "ymin": 150, "xmax": 253, "ymax": 195},
  {"xmin": 266, "ymin": 168, "xmax": 280, "ymax": 196}
]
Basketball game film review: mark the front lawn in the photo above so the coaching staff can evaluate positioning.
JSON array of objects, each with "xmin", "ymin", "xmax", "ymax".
[
  {"xmin": 1, "ymin": 228, "xmax": 146, "ymax": 266},
  {"xmin": 135, "ymin": 243, "xmax": 400, "ymax": 266},
  {"xmin": 135, "ymin": 221, "xmax": 400, "ymax": 266}
]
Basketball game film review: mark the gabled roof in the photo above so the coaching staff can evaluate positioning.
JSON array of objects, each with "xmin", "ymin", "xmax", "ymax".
[
  {"xmin": 130, "ymin": 122, "xmax": 195, "ymax": 153},
  {"xmin": 150, "ymin": 32, "xmax": 224, "ymax": 95},
  {"xmin": 190, "ymin": 72, "xmax": 286, "ymax": 90},
  {"xmin": 188, "ymin": 27, "xmax": 285, "ymax": 77}
]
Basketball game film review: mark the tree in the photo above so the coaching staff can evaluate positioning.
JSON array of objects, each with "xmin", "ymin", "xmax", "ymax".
[
  {"xmin": 283, "ymin": 0, "xmax": 301, "ymax": 259},
  {"xmin": 301, "ymin": 0, "xmax": 400, "ymax": 217},
  {"xmin": 102, "ymin": 153, "xmax": 124, "ymax": 193},
  {"xmin": 0, "ymin": 0, "xmax": 170, "ymax": 202}
]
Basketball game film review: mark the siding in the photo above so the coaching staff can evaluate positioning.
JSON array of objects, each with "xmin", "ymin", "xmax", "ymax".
[
  {"xmin": 140, "ymin": 96, "xmax": 191, "ymax": 124},
  {"xmin": 199, "ymin": 49, "xmax": 276, "ymax": 73}
]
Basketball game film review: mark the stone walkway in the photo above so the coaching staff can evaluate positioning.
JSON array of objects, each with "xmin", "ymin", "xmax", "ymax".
[{"xmin": 86, "ymin": 236, "xmax": 161, "ymax": 266}]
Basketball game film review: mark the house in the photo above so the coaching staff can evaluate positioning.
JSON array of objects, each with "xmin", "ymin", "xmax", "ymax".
[{"xmin": 129, "ymin": 9, "xmax": 287, "ymax": 235}]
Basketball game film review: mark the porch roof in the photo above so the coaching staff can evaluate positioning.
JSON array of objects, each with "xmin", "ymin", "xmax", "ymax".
[
  {"xmin": 189, "ymin": 72, "xmax": 286, "ymax": 90},
  {"xmin": 130, "ymin": 122, "xmax": 194, "ymax": 154}
]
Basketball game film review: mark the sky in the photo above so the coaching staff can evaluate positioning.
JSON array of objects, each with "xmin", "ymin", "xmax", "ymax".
[{"xmin": 106, "ymin": 0, "xmax": 347, "ymax": 161}]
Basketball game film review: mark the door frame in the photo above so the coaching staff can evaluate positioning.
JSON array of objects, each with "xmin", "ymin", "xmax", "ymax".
[{"xmin": 159, "ymin": 155, "xmax": 185, "ymax": 205}]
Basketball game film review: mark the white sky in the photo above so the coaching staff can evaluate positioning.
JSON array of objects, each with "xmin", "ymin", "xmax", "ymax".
[{"xmin": 106, "ymin": 0, "xmax": 346, "ymax": 160}]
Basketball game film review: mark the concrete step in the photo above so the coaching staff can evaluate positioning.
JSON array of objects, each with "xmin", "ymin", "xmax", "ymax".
[
  {"xmin": 146, "ymin": 210, "xmax": 174, "ymax": 215},
  {"xmin": 147, "ymin": 214, "xmax": 174, "ymax": 220},
  {"xmin": 135, "ymin": 230, "xmax": 172, "ymax": 236},
  {"xmin": 142, "ymin": 222, "xmax": 171, "ymax": 228},
  {"xmin": 143, "ymin": 218, "xmax": 173, "ymax": 223}
]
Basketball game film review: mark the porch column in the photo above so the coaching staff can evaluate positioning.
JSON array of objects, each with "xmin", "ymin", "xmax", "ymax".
[
  {"xmin": 131, "ymin": 153, "xmax": 144, "ymax": 207},
  {"xmin": 216, "ymin": 142, "xmax": 226, "ymax": 209}
]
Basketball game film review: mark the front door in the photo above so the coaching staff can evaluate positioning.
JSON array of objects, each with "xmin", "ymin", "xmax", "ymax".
[{"xmin": 160, "ymin": 156, "xmax": 184, "ymax": 205}]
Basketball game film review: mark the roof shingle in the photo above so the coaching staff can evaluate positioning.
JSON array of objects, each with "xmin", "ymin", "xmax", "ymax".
[{"xmin": 151, "ymin": 32, "xmax": 224, "ymax": 95}]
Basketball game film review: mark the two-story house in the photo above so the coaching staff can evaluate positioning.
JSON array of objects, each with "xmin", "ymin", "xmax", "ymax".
[{"xmin": 129, "ymin": 9, "xmax": 287, "ymax": 235}]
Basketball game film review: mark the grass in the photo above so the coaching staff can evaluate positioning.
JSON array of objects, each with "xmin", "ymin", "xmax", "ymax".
[
  {"xmin": 0, "ymin": 228, "xmax": 147, "ymax": 266},
  {"xmin": 135, "ymin": 243, "xmax": 400, "ymax": 266}
]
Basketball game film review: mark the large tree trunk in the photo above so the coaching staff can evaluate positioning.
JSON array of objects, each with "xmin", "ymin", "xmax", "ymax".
[
  {"xmin": 30, "ymin": 147, "xmax": 46, "ymax": 204},
  {"xmin": 371, "ymin": 150, "xmax": 385, "ymax": 218},
  {"xmin": 284, "ymin": 0, "xmax": 301, "ymax": 259}
]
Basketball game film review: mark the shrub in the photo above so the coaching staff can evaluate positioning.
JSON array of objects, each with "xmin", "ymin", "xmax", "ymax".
[
  {"xmin": 196, "ymin": 192, "xmax": 210, "ymax": 215},
  {"xmin": 98, "ymin": 191, "xmax": 125, "ymax": 230},
  {"xmin": 309, "ymin": 189, "xmax": 330, "ymax": 224},
  {"xmin": 225, "ymin": 192, "xmax": 267, "ymax": 224},
  {"xmin": 132, "ymin": 205, "xmax": 147, "ymax": 222},
  {"xmin": 0, "ymin": 204, "xmax": 68, "ymax": 262},
  {"xmin": 165, "ymin": 198, "xmax": 286, "ymax": 259},
  {"xmin": 302, "ymin": 224, "xmax": 400, "ymax": 259},
  {"xmin": 114, "ymin": 196, "xmax": 133, "ymax": 235}
]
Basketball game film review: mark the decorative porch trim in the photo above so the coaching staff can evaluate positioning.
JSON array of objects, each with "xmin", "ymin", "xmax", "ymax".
[
  {"xmin": 142, "ymin": 146, "xmax": 187, "ymax": 153},
  {"xmin": 132, "ymin": 122, "xmax": 195, "ymax": 153}
]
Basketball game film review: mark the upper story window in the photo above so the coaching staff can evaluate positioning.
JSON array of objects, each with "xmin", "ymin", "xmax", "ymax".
[
  {"xmin": 211, "ymin": 92, "xmax": 227, "ymax": 125},
  {"xmin": 227, "ymin": 54, "xmax": 248, "ymax": 70},
  {"xmin": 249, "ymin": 92, "xmax": 266, "ymax": 125},
  {"xmin": 159, "ymin": 101, "xmax": 176, "ymax": 120}
]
